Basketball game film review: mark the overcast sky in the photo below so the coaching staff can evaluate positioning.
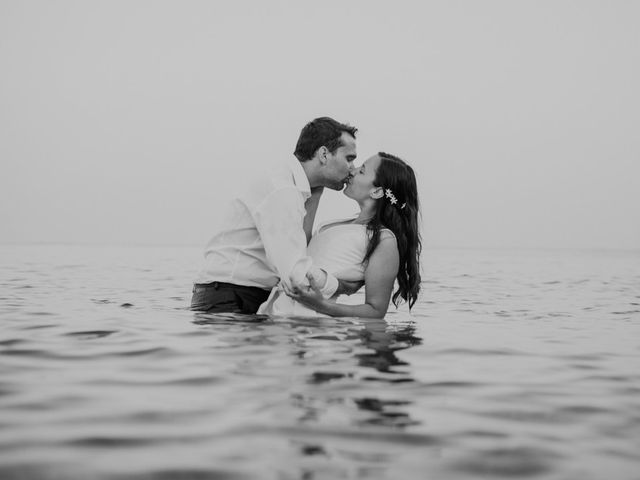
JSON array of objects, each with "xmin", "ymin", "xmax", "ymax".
[{"xmin": 1, "ymin": 1, "xmax": 638, "ymax": 249}]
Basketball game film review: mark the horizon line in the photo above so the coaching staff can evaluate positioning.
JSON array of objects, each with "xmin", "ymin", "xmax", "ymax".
[{"xmin": 1, "ymin": 240, "xmax": 638, "ymax": 253}]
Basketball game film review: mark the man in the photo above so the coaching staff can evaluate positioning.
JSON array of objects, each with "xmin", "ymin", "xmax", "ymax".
[{"xmin": 191, "ymin": 116, "xmax": 358, "ymax": 314}]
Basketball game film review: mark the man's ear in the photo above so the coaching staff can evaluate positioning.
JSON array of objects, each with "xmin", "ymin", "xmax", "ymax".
[
  {"xmin": 316, "ymin": 146, "xmax": 329, "ymax": 166},
  {"xmin": 370, "ymin": 187, "xmax": 384, "ymax": 199}
]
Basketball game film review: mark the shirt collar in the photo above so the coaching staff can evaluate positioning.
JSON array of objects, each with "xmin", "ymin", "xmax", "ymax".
[{"xmin": 287, "ymin": 155, "xmax": 311, "ymax": 199}]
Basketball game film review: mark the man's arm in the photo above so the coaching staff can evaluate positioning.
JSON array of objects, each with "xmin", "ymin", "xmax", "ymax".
[{"xmin": 253, "ymin": 187, "xmax": 338, "ymax": 297}]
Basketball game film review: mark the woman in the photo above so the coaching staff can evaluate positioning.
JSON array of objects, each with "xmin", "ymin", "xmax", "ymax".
[{"xmin": 258, "ymin": 152, "xmax": 421, "ymax": 318}]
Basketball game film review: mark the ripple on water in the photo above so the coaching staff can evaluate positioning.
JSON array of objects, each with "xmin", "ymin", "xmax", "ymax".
[
  {"xmin": 361, "ymin": 375, "xmax": 415, "ymax": 384},
  {"xmin": 0, "ymin": 385, "xmax": 16, "ymax": 398},
  {"xmin": 353, "ymin": 397, "xmax": 411, "ymax": 411},
  {"xmin": 0, "ymin": 346, "xmax": 175, "ymax": 361},
  {"xmin": 18, "ymin": 324, "xmax": 57, "ymax": 330},
  {"xmin": 192, "ymin": 313, "xmax": 271, "ymax": 324},
  {"xmin": 1, "ymin": 464, "xmax": 253, "ymax": 480},
  {"xmin": 272, "ymin": 424, "xmax": 446, "ymax": 447},
  {"xmin": 556, "ymin": 404, "xmax": 614, "ymax": 416},
  {"xmin": 424, "ymin": 381, "xmax": 485, "ymax": 389},
  {"xmin": 65, "ymin": 433, "xmax": 213, "ymax": 448},
  {"xmin": 357, "ymin": 412, "xmax": 420, "ymax": 428},
  {"xmin": 579, "ymin": 373, "xmax": 635, "ymax": 383},
  {"xmin": 450, "ymin": 446, "xmax": 563, "ymax": 477},
  {"xmin": 308, "ymin": 371, "xmax": 353, "ymax": 384},
  {"xmin": 477, "ymin": 402, "xmax": 617, "ymax": 426},
  {"xmin": 0, "ymin": 465, "xmax": 75, "ymax": 480},
  {"xmin": 64, "ymin": 330, "xmax": 118, "ymax": 339},
  {"xmin": 109, "ymin": 469, "xmax": 252, "ymax": 480},
  {"xmin": 435, "ymin": 347, "xmax": 530, "ymax": 357},
  {"xmin": 477, "ymin": 408, "xmax": 569, "ymax": 425}
]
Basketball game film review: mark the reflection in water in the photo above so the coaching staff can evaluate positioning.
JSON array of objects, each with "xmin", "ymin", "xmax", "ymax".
[
  {"xmin": 288, "ymin": 317, "xmax": 424, "ymax": 432},
  {"xmin": 192, "ymin": 311, "xmax": 271, "ymax": 325},
  {"xmin": 352, "ymin": 319, "xmax": 423, "ymax": 428},
  {"xmin": 355, "ymin": 318, "xmax": 423, "ymax": 374},
  {"xmin": 191, "ymin": 313, "xmax": 425, "ymax": 436}
]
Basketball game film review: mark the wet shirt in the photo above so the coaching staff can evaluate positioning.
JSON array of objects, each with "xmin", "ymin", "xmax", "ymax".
[{"xmin": 195, "ymin": 156, "xmax": 338, "ymax": 296}]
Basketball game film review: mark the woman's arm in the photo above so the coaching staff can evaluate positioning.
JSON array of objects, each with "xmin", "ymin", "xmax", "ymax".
[{"xmin": 286, "ymin": 234, "xmax": 399, "ymax": 318}]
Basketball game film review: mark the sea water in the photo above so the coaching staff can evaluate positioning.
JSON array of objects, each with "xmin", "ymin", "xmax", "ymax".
[{"xmin": 0, "ymin": 245, "xmax": 639, "ymax": 479}]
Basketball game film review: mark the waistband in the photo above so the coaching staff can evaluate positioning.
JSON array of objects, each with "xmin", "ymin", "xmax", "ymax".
[{"xmin": 193, "ymin": 281, "xmax": 270, "ymax": 293}]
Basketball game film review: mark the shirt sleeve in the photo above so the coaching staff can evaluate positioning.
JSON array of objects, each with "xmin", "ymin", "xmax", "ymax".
[{"xmin": 253, "ymin": 187, "xmax": 338, "ymax": 297}]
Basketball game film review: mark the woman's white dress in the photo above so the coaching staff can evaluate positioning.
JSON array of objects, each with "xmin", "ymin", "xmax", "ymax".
[{"xmin": 258, "ymin": 219, "xmax": 370, "ymax": 317}]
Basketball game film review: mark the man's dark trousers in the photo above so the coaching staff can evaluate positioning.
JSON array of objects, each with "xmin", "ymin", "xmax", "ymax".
[{"xmin": 190, "ymin": 281, "xmax": 270, "ymax": 314}]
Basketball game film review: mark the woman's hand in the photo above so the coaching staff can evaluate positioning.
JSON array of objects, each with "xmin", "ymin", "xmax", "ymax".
[
  {"xmin": 307, "ymin": 267, "xmax": 327, "ymax": 290},
  {"xmin": 284, "ymin": 272, "xmax": 328, "ymax": 312}
]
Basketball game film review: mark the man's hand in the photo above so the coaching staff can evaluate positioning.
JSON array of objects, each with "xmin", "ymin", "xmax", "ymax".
[{"xmin": 336, "ymin": 279, "xmax": 364, "ymax": 296}]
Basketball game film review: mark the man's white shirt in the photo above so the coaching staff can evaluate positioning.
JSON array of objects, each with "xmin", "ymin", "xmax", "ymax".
[{"xmin": 195, "ymin": 155, "xmax": 339, "ymax": 297}]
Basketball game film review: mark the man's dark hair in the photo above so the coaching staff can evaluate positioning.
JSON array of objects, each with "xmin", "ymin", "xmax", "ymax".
[{"xmin": 294, "ymin": 117, "xmax": 358, "ymax": 162}]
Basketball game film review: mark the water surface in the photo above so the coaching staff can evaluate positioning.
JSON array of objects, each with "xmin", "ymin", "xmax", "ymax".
[{"xmin": 1, "ymin": 245, "xmax": 639, "ymax": 479}]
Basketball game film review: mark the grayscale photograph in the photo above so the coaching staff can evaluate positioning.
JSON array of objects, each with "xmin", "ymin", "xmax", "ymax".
[{"xmin": 1, "ymin": 1, "xmax": 639, "ymax": 479}]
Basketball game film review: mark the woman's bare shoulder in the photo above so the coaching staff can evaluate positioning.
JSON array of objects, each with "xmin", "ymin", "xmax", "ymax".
[{"xmin": 380, "ymin": 228, "xmax": 397, "ymax": 242}]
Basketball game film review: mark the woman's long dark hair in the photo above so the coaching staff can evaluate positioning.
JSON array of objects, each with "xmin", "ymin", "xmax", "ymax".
[{"xmin": 363, "ymin": 152, "xmax": 421, "ymax": 309}]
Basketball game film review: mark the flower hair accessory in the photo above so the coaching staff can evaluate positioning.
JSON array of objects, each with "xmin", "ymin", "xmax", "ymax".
[{"xmin": 385, "ymin": 188, "xmax": 406, "ymax": 209}]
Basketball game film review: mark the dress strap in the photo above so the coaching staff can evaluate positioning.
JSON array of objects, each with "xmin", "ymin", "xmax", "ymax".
[
  {"xmin": 315, "ymin": 215, "xmax": 360, "ymax": 235},
  {"xmin": 380, "ymin": 228, "xmax": 397, "ymax": 240}
]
